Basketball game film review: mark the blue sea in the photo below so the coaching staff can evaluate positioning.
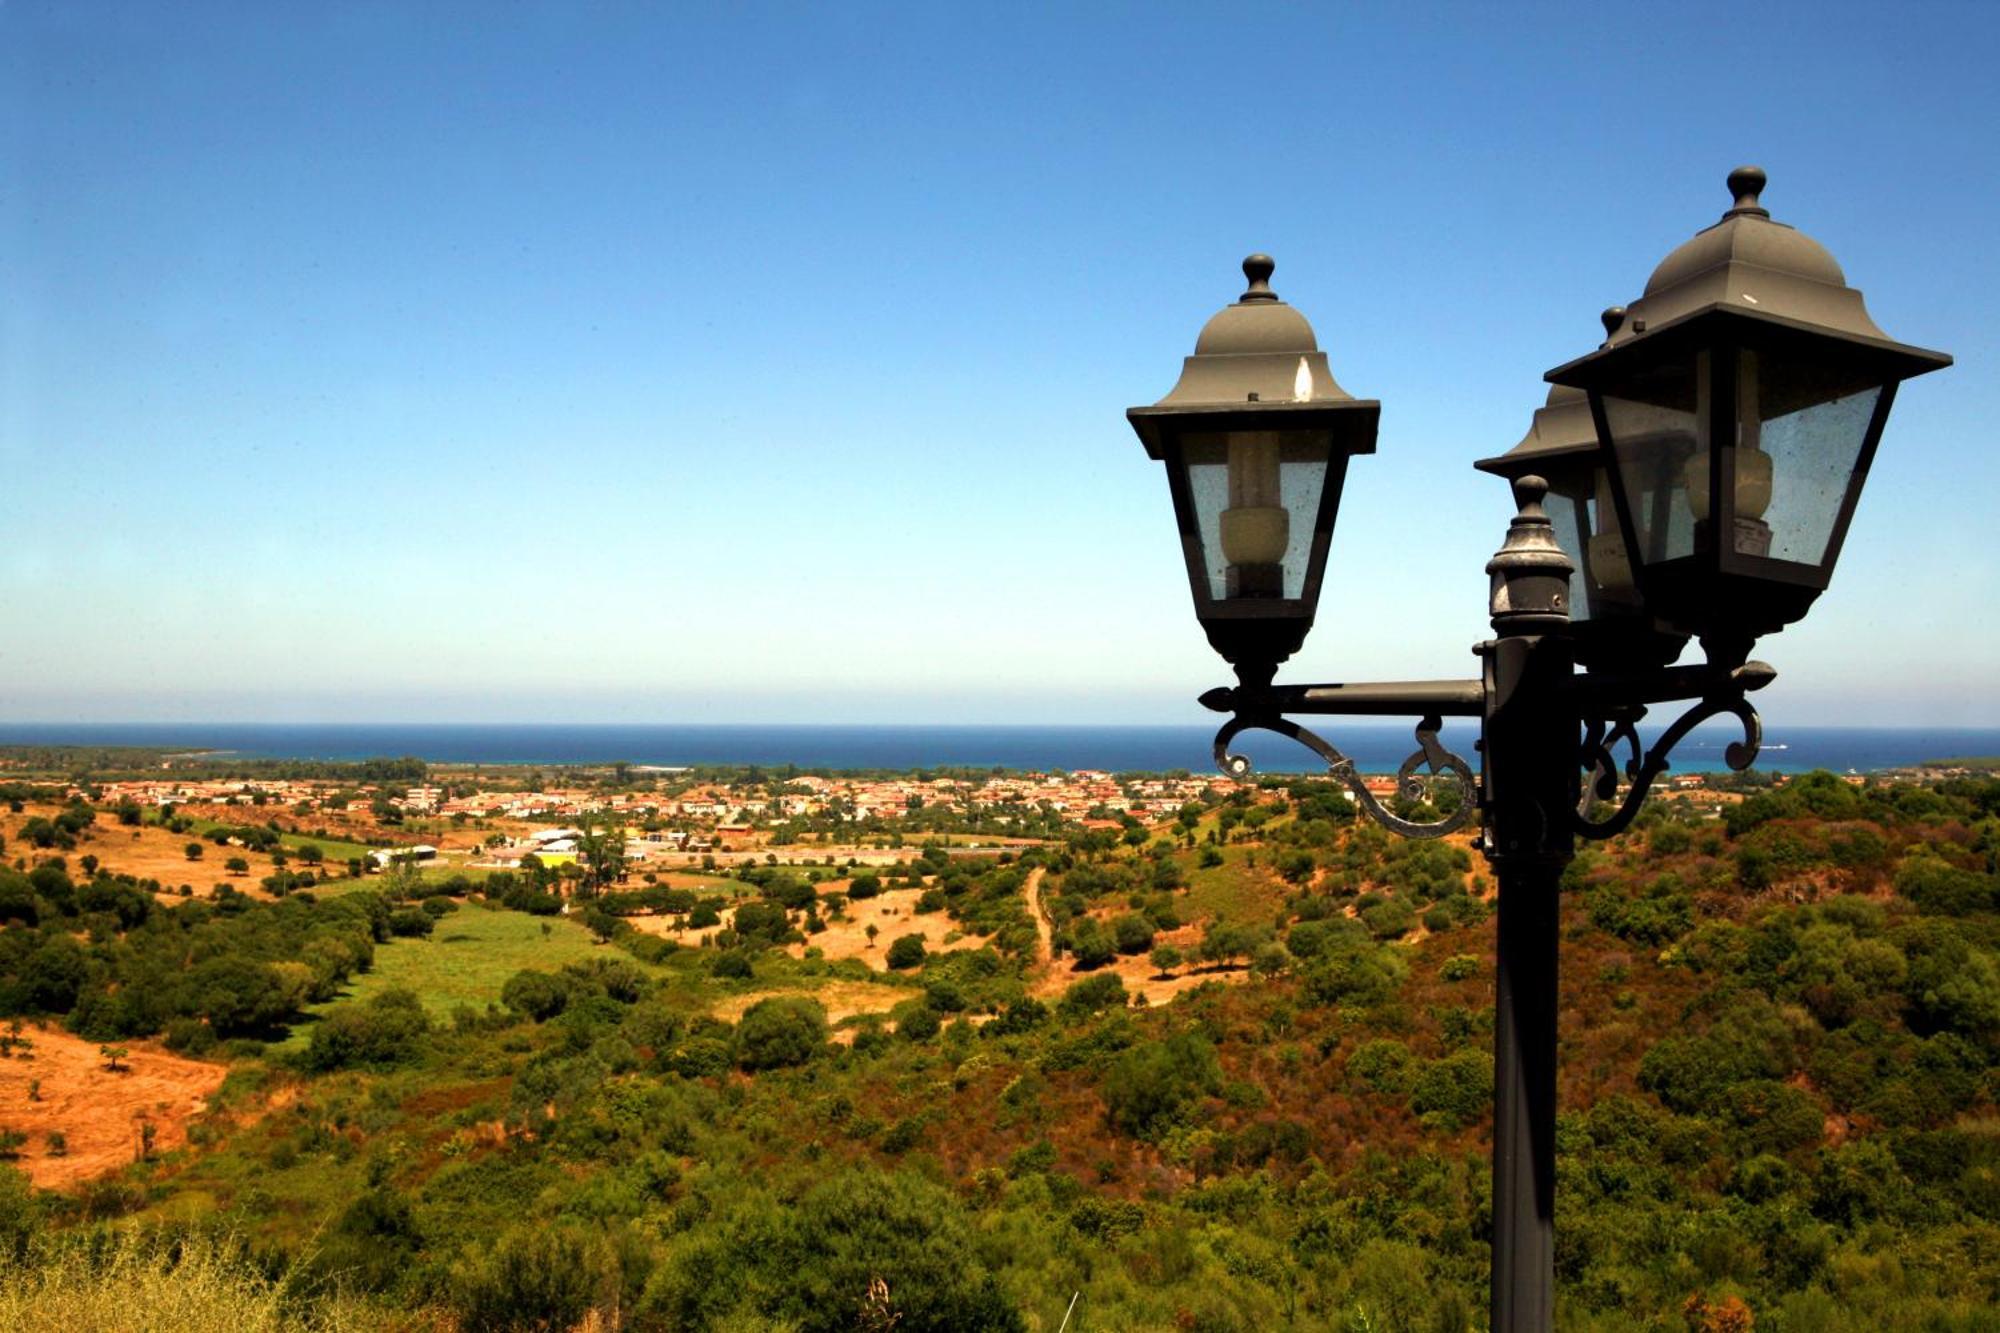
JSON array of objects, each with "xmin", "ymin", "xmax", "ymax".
[{"xmin": 0, "ymin": 722, "xmax": 1995, "ymax": 776}]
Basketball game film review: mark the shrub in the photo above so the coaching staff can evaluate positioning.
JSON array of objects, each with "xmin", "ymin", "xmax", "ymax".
[
  {"xmin": 1112, "ymin": 913, "xmax": 1155, "ymax": 956},
  {"xmin": 299, "ymin": 989, "xmax": 431, "ymax": 1071},
  {"xmin": 898, "ymin": 1005, "xmax": 942, "ymax": 1042},
  {"xmin": 1408, "ymin": 1049, "xmax": 1494, "ymax": 1128},
  {"xmin": 735, "ymin": 997, "xmax": 827, "ymax": 1071},
  {"xmin": 387, "ymin": 907, "xmax": 435, "ymax": 938},
  {"xmin": 500, "ymin": 969, "xmax": 568, "ymax": 1021},
  {"xmin": 454, "ymin": 1223, "xmax": 615, "ymax": 1333},
  {"xmin": 709, "ymin": 951, "xmax": 754, "ymax": 980},
  {"xmin": 846, "ymin": 873, "xmax": 882, "ymax": 899},
  {"xmin": 886, "ymin": 935, "xmax": 928, "ymax": 970},
  {"xmin": 1361, "ymin": 898, "xmax": 1416, "ymax": 940},
  {"xmin": 1346, "ymin": 1039, "xmax": 1416, "ymax": 1095},
  {"xmin": 1068, "ymin": 918, "xmax": 1116, "ymax": 969},
  {"xmin": 1059, "ymin": 972, "xmax": 1127, "ymax": 1016},
  {"xmin": 1439, "ymin": 953, "xmax": 1480, "ymax": 982},
  {"xmin": 640, "ymin": 1168, "xmax": 1022, "ymax": 1331},
  {"xmin": 1103, "ymin": 1032, "xmax": 1222, "ymax": 1138}
]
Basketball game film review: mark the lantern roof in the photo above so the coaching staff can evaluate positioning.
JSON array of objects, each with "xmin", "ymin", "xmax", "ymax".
[
  {"xmin": 1145, "ymin": 254, "xmax": 1365, "ymax": 412},
  {"xmin": 1546, "ymin": 167, "xmax": 1950, "ymax": 391},
  {"xmin": 1476, "ymin": 309, "xmax": 1626, "ymax": 475}
]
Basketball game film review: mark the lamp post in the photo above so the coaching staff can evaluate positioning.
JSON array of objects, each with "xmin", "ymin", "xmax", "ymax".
[{"xmin": 1128, "ymin": 169, "xmax": 1950, "ymax": 1330}]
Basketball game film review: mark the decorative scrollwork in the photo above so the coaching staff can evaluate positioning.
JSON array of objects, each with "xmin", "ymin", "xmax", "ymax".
[
  {"xmin": 1213, "ymin": 711, "xmax": 1477, "ymax": 839},
  {"xmin": 1578, "ymin": 712, "xmax": 1645, "ymax": 816},
  {"xmin": 1574, "ymin": 693, "xmax": 1763, "ymax": 840}
]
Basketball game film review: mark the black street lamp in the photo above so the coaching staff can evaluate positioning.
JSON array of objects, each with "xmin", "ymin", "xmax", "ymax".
[
  {"xmin": 1127, "ymin": 255, "xmax": 1381, "ymax": 688},
  {"xmin": 1128, "ymin": 170, "xmax": 1950, "ymax": 1331}
]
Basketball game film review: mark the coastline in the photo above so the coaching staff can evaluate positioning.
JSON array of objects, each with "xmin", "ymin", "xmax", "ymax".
[{"xmin": 4, "ymin": 721, "xmax": 1998, "ymax": 776}]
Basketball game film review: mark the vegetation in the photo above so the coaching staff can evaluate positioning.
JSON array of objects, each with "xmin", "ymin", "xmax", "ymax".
[{"xmin": 0, "ymin": 767, "xmax": 1995, "ymax": 1329}]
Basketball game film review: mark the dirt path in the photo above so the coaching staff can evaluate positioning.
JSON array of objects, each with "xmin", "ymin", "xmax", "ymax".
[{"xmin": 1022, "ymin": 867, "xmax": 1053, "ymax": 970}]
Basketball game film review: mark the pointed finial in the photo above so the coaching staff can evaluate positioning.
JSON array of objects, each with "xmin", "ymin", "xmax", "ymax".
[
  {"xmin": 1240, "ymin": 254, "xmax": 1278, "ymax": 302},
  {"xmin": 1600, "ymin": 305, "xmax": 1627, "ymax": 345},
  {"xmin": 1724, "ymin": 166, "xmax": 1769, "ymax": 219}
]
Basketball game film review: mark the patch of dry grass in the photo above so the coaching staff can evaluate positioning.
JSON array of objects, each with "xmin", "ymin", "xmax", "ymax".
[{"xmin": 0, "ymin": 1231, "xmax": 421, "ymax": 1333}]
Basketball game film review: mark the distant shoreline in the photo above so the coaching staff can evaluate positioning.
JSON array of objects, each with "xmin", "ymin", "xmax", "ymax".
[{"xmin": 5, "ymin": 722, "xmax": 1999, "ymax": 777}]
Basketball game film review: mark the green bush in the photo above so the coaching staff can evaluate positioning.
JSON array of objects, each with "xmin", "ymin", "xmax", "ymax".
[
  {"xmin": 640, "ymin": 1168, "xmax": 1023, "ymax": 1331},
  {"xmin": 299, "ymin": 988, "xmax": 430, "ymax": 1071},
  {"xmin": 453, "ymin": 1223, "xmax": 615, "ymax": 1333},
  {"xmin": 1059, "ymin": 972, "xmax": 1127, "ymax": 1016},
  {"xmin": 1346, "ymin": 1039, "xmax": 1416, "ymax": 1095},
  {"xmin": 1067, "ymin": 918, "xmax": 1116, "ymax": 969},
  {"xmin": 1112, "ymin": 913, "xmax": 1155, "ymax": 956},
  {"xmin": 1439, "ymin": 954, "xmax": 1480, "ymax": 982},
  {"xmin": 1408, "ymin": 1049, "xmax": 1494, "ymax": 1128},
  {"xmin": 734, "ymin": 997, "xmax": 827, "ymax": 1071},
  {"xmin": 1103, "ymin": 1032, "xmax": 1221, "ymax": 1138},
  {"xmin": 886, "ymin": 934, "xmax": 928, "ymax": 970},
  {"xmin": 501, "ymin": 969, "xmax": 568, "ymax": 1021}
]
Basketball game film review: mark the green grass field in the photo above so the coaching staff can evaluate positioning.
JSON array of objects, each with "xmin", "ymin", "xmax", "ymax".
[
  {"xmin": 272, "ymin": 907, "xmax": 612, "ymax": 1048},
  {"xmin": 1184, "ymin": 845, "xmax": 1281, "ymax": 925}
]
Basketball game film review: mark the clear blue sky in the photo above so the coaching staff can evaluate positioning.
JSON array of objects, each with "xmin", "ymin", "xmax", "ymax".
[{"xmin": 4, "ymin": 2, "xmax": 1995, "ymax": 726}]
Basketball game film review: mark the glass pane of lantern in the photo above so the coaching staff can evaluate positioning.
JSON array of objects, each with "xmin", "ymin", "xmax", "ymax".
[
  {"xmin": 1582, "ymin": 466, "xmax": 1646, "ymax": 616},
  {"xmin": 1599, "ymin": 348, "xmax": 1701, "ymax": 570},
  {"xmin": 1733, "ymin": 348, "xmax": 1881, "ymax": 568},
  {"xmin": 1180, "ymin": 430, "xmax": 1332, "ymax": 602}
]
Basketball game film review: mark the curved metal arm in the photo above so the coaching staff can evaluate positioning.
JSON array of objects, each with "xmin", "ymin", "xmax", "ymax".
[
  {"xmin": 1577, "ymin": 712, "xmax": 1645, "ymax": 817},
  {"xmin": 1574, "ymin": 693, "xmax": 1763, "ymax": 840},
  {"xmin": 1213, "ymin": 711, "xmax": 1477, "ymax": 839}
]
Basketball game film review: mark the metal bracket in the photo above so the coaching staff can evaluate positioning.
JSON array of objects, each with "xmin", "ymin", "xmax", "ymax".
[
  {"xmin": 1212, "ymin": 711, "xmax": 1477, "ymax": 839},
  {"xmin": 1574, "ymin": 691, "xmax": 1763, "ymax": 840}
]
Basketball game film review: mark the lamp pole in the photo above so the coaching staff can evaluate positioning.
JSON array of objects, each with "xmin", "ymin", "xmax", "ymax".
[
  {"xmin": 1128, "ymin": 168, "xmax": 1950, "ymax": 1331},
  {"xmin": 1481, "ymin": 476, "xmax": 1579, "ymax": 1328}
]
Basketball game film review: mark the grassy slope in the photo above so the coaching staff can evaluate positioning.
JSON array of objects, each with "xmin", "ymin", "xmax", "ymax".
[{"xmin": 271, "ymin": 907, "xmax": 610, "ymax": 1049}]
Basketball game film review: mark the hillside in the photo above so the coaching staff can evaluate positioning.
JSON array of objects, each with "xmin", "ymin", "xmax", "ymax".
[{"xmin": 0, "ymin": 769, "xmax": 1996, "ymax": 1330}]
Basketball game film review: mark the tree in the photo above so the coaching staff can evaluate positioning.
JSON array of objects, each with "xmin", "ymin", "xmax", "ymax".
[
  {"xmin": 183, "ymin": 842, "xmax": 205, "ymax": 862},
  {"xmin": 574, "ymin": 812, "xmax": 627, "ymax": 896},
  {"xmin": 224, "ymin": 856, "xmax": 250, "ymax": 876},
  {"xmin": 300, "ymin": 989, "xmax": 431, "ymax": 1071},
  {"xmin": 1150, "ymin": 943, "xmax": 1183, "ymax": 975},
  {"xmin": 735, "ymin": 997, "xmax": 828, "ymax": 1070},
  {"xmin": 1102, "ymin": 1032, "xmax": 1222, "ymax": 1138},
  {"xmin": 99, "ymin": 1046, "xmax": 130, "ymax": 1073},
  {"xmin": 1112, "ymin": 913, "xmax": 1155, "ymax": 956},
  {"xmin": 1069, "ymin": 918, "xmax": 1116, "ymax": 970},
  {"xmin": 886, "ymin": 935, "xmax": 927, "ymax": 970}
]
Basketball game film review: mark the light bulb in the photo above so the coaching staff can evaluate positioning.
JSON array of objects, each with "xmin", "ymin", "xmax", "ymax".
[
  {"xmin": 1219, "ymin": 432, "xmax": 1289, "ymax": 570},
  {"xmin": 1685, "ymin": 349, "xmax": 1773, "ymax": 523}
]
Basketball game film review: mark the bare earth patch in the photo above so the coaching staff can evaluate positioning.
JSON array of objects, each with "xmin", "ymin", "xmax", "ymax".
[
  {"xmin": 0, "ymin": 1025, "xmax": 229, "ymax": 1190},
  {"xmin": 626, "ymin": 887, "xmax": 990, "ymax": 972},
  {"xmin": 799, "ymin": 887, "xmax": 987, "ymax": 965},
  {"xmin": 710, "ymin": 981, "xmax": 914, "ymax": 1027}
]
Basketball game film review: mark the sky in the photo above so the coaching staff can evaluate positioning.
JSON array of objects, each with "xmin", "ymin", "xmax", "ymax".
[{"xmin": 3, "ymin": 2, "xmax": 1997, "ymax": 727}]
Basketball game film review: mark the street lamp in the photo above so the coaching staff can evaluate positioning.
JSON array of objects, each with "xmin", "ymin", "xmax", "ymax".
[
  {"xmin": 1128, "ymin": 169, "xmax": 1950, "ymax": 1331},
  {"xmin": 1546, "ymin": 167, "xmax": 1951, "ymax": 665},
  {"xmin": 1126, "ymin": 255, "xmax": 1380, "ymax": 688}
]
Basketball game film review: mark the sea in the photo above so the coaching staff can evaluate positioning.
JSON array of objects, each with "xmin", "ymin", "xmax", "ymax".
[{"xmin": 1, "ymin": 722, "xmax": 1996, "ymax": 777}]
